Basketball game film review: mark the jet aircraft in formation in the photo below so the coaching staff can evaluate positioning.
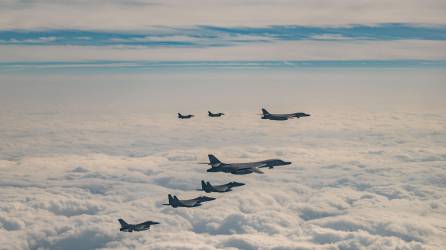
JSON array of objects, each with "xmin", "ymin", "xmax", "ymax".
[
  {"xmin": 163, "ymin": 194, "xmax": 216, "ymax": 208},
  {"xmin": 118, "ymin": 219, "xmax": 159, "ymax": 232},
  {"xmin": 208, "ymin": 111, "xmax": 224, "ymax": 117},
  {"xmin": 203, "ymin": 154, "xmax": 291, "ymax": 175},
  {"xmin": 178, "ymin": 113, "xmax": 194, "ymax": 119},
  {"xmin": 260, "ymin": 108, "xmax": 310, "ymax": 121},
  {"xmin": 122, "ymin": 107, "xmax": 302, "ymax": 232},
  {"xmin": 178, "ymin": 109, "xmax": 310, "ymax": 120},
  {"xmin": 199, "ymin": 180, "xmax": 245, "ymax": 193}
]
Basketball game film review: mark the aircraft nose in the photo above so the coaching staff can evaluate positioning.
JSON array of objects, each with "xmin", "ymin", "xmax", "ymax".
[{"xmin": 283, "ymin": 161, "xmax": 292, "ymax": 165}]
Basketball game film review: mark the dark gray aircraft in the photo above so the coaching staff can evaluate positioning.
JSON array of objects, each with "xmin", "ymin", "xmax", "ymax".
[
  {"xmin": 261, "ymin": 108, "xmax": 310, "ymax": 121},
  {"xmin": 203, "ymin": 154, "xmax": 291, "ymax": 175},
  {"xmin": 162, "ymin": 194, "xmax": 215, "ymax": 208},
  {"xmin": 118, "ymin": 219, "xmax": 159, "ymax": 232},
  {"xmin": 208, "ymin": 111, "xmax": 224, "ymax": 117},
  {"xmin": 178, "ymin": 113, "xmax": 194, "ymax": 119},
  {"xmin": 199, "ymin": 180, "xmax": 245, "ymax": 193}
]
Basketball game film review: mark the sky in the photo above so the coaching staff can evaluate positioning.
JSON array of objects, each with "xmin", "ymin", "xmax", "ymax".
[
  {"xmin": 0, "ymin": 0, "xmax": 446, "ymax": 63},
  {"xmin": 1, "ymin": 1, "xmax": 446, "ymax": 250}
]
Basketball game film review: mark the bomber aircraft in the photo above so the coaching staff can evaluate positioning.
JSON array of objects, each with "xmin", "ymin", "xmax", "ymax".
[
  {"xmin": 163, "ymin": 194, "xmax": 215, "ymax": 208},
  {"xmin": 260, "ymin": 108, "xmax": 310, "ymax": 121},
  {"xmin": 199, "ymin": 180, "xmax": 245, "ymax": 193},
  {"xmin": 178, "ymin": 113, "xmax": 194, "ymax": 119},
  {"xmin": 118, "ymin": 219, "xmax": 159, "ymax": 232},
  {"xmin": 208, "ymin": 111, "xmax": 224, "ymax": 117},
  {"xmin": 202, "ymin": 154, "xmax": 291, "ymax": 175}
]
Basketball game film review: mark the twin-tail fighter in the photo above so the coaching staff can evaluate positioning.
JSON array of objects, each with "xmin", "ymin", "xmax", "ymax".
[
  {"xmin": 178, "ymin": 113, "xmax": 194, "ymax": 119},
  {"xmin": 199, "ymin": 180, "xmax": 245, "ymax": 193},
  {"xmin": 202, "ymin": 154, "xmax": 291, "ymax": 175},
  {"xmin": 118, "ymin": 219, "xmax": 159, "ymax": 232},
  {"xmin": 163, "ymin": 194, "xmax": 215, "ymax": 208},
  {"xmin": 260, "ymin": 108, "xmax": 310, "ymax": 121},
  {"xmin": 208, "ymin": 111, "xmax": 224, "ymax": 117}
]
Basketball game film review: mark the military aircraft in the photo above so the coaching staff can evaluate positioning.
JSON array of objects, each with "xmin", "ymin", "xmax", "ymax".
[
  {"xmin": 118, "ymin": 219, "xmax": 159, "ymax": 232},
  {"xmin": 178, "ymin": 113, "xmax": 194, "ymax": 119},
  {"xmin": 162, "ymin": 194, "xmax": 215, "ymax": 208},
  {"xmin": 260, "ymin": 108, "xmax": 310, "ymax": 121},
  {"xmin": 199, "ymin": 180, "xmax": 245, "ymax": 193},
  {"xmin": 208, "ymin": 111, "xmax": 224, "ymax": 117},
  {"xmin": 202, "ymin": 154, "xmax": 291, "ymax": 175}
]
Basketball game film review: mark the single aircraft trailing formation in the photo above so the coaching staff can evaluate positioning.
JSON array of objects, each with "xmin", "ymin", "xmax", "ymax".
[
  {"xmin": 203, "ymin": 154, "xmax": 291, "ymax": 175},
  {"xmin": 163, "ymin": 194, "xmax": 216, "ymax": 208},
  {"xmin": 118, "ymin": 219, "xmax": 159, "ymax": 232},
  {"xmin": 199, "ymin": 180, "xmax": 245, "ymax": 193}
]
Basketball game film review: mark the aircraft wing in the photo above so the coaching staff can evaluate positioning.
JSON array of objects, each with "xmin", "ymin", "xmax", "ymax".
[
  {"xmin": 180, "ymin": 199, "xmax": 199, "ymax": 207},
  {"xmin": 271, "ymin": 115, "xmax": 289, "ymax": 120},
  {"xmin": 252, "ymin": 163, "xmax": 269, "ymax": 168},
  {"xmin": 213, "ymin": 185, "xmax": 228, "ymax": 192},
  {"xmin": 235, "ymin": 166, "xmax": 264, "ymax": 174},
  {"xmin": 252, "ymin": 168, "xmax": 264, "ymax": 174}
]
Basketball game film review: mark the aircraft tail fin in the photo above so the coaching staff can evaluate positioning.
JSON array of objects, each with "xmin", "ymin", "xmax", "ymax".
[
  {"xmin": 206, "ymin": 181, "xmax": 214, "ymax": 190},
  {"xmin": 208, "ymin": 154, "xmax": 222, "ymax": 167},
  {"xmin": 178, "ymin": 113, "xmax": 182, "ymax": 118},
  {"xmin": 168, "ymin": 194, "xmax": 175, "ymax": 205},
  {"xmin": 201, "ymin": 180, "xmax": 210, "ymax": 192},
  {"xmin": 208, "ymin": 111, "xmax": 212, "ymax": 115},
  {"xmin": 118, "ymin": 219, "xmax": 129, "ymax": 228},
  {"xmin": 262, "ymin": 108, "xmax": 270, "ymax": 115}
]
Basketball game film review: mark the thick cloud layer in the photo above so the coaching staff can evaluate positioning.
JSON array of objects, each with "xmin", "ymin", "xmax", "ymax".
[{"xmin": 0, "ymin": 110, "xmax": 445, "ymax": 249}]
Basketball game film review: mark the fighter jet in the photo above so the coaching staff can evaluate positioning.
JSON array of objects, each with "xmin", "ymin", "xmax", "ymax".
[
  {"xmin": 162, "ymin": 194, "xmax": 215, "ymax": 208},
  {"xmin": 203, "ymin": 154, "xmax": 291, "ymax": 175},
  {"xmin": 178, "ymin": 113, "xmax": 194, "ymax": 119},
  {"xmin": 260, "ymin": 108, "xmax": 310, "ymax": 121},
  {"xmin": 118, "ymin": 219, "xmax": 159, "ymax": 232},
  {"xmin": 208, "ymin": 111, "xmax": 224, "ymax": 117},
  {"xmin": 199, "ymin": 180, "xmax": 245, "ymax": 193}
]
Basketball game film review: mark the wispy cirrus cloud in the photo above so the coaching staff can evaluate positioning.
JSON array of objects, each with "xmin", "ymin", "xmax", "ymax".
[{"xmin": 1, "ymin": 24, "xmax": 445, "ymax": 47}]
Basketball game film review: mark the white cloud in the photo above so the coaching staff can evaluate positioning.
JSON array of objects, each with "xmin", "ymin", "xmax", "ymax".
[{"xmin": 0, "ymin": 108, "xmax": 445, "ymax": 249}]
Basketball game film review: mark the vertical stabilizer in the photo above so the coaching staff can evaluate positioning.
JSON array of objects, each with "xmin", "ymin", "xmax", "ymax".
[
  {"xmin": 118, "ymin": 219, "xmax": 128, "ymax": 228},
  {"xmin": 201, "ymin": 180, "xmax": 209, "ymax": 192},
  {"xmin": 168, "ymin": 194, "xmax": 175, "ymax": 205},
  {"xmin": 208, "ymin": 154, "xmax": 222, "ymax": 166}
]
